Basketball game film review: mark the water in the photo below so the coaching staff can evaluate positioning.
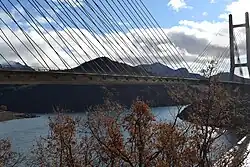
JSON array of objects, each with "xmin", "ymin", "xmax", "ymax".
[{"xmin": 0, "ymin": 106, "xmax": 239, "ymax": 158}]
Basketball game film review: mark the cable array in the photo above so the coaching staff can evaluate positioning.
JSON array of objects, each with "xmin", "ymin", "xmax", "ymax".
[
  {"xmin": 214, "ymin": 28, "xmax": 246, "ymax": 79},
  {"xmin": 233, "ymin": 29, "xmax": 246, "ymax": 81},
  {"xmin": 0, "ymin": 0, "xmax": 192, "ymax": 77},
  {"xmin": 191, "ymin": 28, "xmax": 229, "ymax": 74}
]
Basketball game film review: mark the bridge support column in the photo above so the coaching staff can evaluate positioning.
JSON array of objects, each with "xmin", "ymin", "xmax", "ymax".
[
  {"xmin": 229, "ymin": 14, "xmax": 235, "ymax": 81},
  {"xmin": 245, "ymin": 12, "xmax": 250, "ymax": 77},
  {"xmin": 229, "ymin": 12, "xmax": 250, "ymax": 81}
]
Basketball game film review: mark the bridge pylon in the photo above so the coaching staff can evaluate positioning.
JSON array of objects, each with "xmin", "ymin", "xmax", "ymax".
[{"xmin": 229, "ymin": 12, "xmax": 250, "ymax": 81}]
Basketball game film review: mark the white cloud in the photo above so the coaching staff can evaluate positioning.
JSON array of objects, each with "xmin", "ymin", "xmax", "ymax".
[
  {"xmin": 219, "ymin": 0, "xmax": 250, "ymax": 24},
  {"xmin": 36, "ymin": 16, "xmax": 55, "ymax": 24},
  {"xmin": 167, "ymin": 0, "xmax": 193, "ymax": 12},
  {"xmin": 0, "ymin": 11, "xmax": 11, "ymax": 23},
  {"xmin": 210, "ymin": 0, "xmax": 216, "ymax": 4},
  {"xmin": 117, "ymin": 22, "xmax": 130, "ymax": 26},
  {"xmin": 52, "ymin": 0, "xmax": 83, "ymax": 8},
  {"xmin": 202, "ymin": 12, "xmax": 208, "ymax": 16}
]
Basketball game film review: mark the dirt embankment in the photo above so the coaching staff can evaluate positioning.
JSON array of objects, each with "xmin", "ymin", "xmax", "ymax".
[
  {"xmin": 0, "ymin": 110, "xmax": 39, "ymax": 122},
  {"xmin": 0, "ymin": 110, "xmax": 16, "ymax": 122}
]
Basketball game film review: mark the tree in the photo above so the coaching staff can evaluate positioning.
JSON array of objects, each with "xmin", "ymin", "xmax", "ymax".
[
  {"xmin": 87, "ymin": 99, "xmax": 203, "ymax": 166},
  {"xmin": 0, "ymin": 105, "xmax": 7, "ymax": 111},
  {"xmin": 0, "ymin": 138, "xmax": 23, "ymax": 167},
  {"xmin": 169, "ymin": 61, "xmax": 250, "ymax": 166},
  {"xmin": 30, "ymin": 99, "xmax": 202, "ymax": 166}
]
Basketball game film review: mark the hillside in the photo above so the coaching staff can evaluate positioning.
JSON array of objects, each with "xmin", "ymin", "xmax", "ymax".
[
  {"xmin": 64, "ymin": 57, "xmax": 150, "ymax": 75},
  {"xmin": 63, "ymin": 57, "xmax": 203, "ymax": 78},
  {"xmin": 0, "ymin": 61, "xmax": 34, "ymax": 71},
  {"xmin": 0, "ymin": 84, "xmax": 177, "ymax": 113},
  {"xmin": 214, "ymin": 72, "xmax": 250, "ymax": 83},
  {"xmin": 138, "ymin": 63, "xmax": 203, "ymax": 78}
]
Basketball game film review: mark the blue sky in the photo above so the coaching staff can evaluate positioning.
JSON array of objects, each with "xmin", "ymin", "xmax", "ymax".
[
  {"xmin": 0, "ymin": 0, "xmax": 232, "ymax": 30},
  {"xmin": 143, "ymin": 0, "xmax": 231, "ymax": 27}
]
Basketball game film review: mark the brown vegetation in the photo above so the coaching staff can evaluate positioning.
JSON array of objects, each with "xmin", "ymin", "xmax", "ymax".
[
  {"xmin": 0, "ymin": 138, "xmax": 23, "ymax": 167},
  {"xmin": 28, "ymin": 98, "xmax": 247, "ymax": 166},
  {"xmin": 28, "ymin": 100, "xmax": 200, "ymax": 166}
]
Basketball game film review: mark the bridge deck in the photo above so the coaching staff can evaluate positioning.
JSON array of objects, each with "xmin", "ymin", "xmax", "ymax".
[{"xmin": 0, "ymin": 70, "xmax": 247, "ymax": 86}]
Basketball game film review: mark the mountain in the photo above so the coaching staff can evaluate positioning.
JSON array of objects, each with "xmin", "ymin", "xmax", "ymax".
[
  {"xmin": 0, "ymin": 61, "xmax": 34, "ymax": 71},
  {"xmin": 213, "ymin": 72, "xmax": 250, "ymax": 83},
  {"xmin": 64, "ymin": 57, "xmax": 203, "ymax": 78},
  {"xmin": 64, "ymin": 57, "xmax": 150, "ymax": 75},
  {"xmin": 138, "ymin": 63, "xmax": 204, "ymax": 79}
]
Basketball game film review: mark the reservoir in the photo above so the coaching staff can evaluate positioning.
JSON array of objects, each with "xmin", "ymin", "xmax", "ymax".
[{"xmin": 0, "ymin": 106, "xmax": 239, "ymax": 161}]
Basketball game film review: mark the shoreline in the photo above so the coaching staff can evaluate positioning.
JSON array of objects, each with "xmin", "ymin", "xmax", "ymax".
[{"xmin": 0, "ymin": 111, "xmax": 39, "ymax": 122}]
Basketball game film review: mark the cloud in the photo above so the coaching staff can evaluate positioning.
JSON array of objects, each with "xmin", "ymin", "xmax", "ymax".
[
  {"xmin": 117, "ymin": 22, "xmax": 130, "ymax": 26},
  {"xmin": 35, "ymin": 16, "xmax": 55, "ymax": 24},
  {"xmin": 1, "ymin": 20, "xmax": 204, "ymax": 71},
  {"xmin": 219, "ymin": 0, "xmax": 250, "ymax": 24},
  {"xmin": 210, "ymin": 0, "xmax": 216, "ymax": 4},
  {"xmin": 202, "ymin": 12, "xmax": 208, "ymax": 16},
  {"xmin": 0, "ymin": 11, "xmax": 12, "ymax": 23},
  {"xmin": 167, "ymin": 0, "xmax": 193, "ymax": 12},
  {"xmin": 52, "ymin": 0, "xmax": 83, "ymax": 8}
]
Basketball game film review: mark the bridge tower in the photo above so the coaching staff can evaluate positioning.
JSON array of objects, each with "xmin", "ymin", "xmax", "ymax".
[{"xmin": 229, "ymin": 12, "xmax": 250, "ymax": 81}]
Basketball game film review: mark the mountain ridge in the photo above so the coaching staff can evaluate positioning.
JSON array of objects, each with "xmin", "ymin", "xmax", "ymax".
[
  {"xmin": 0, "ymin": 61, "xmax": 34, "ymax": 71},
  {"xmin": 0, "ymin": 57, "xmax": 248, "ymax": 81}
]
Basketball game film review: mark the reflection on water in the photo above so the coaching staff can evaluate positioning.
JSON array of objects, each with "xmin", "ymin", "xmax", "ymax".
[{"xmin": 0, "ymin": 106, "xmax": 239, "ymax": 157}]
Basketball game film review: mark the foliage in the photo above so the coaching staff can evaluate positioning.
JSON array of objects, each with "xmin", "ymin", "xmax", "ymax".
[
  {"xmin": 26, "ymin": 100, "xmax": 200, "ymax": 166},
  {"xmin": 0, "ymin": 138, "xmax": 23, "ymax": 167},
  {"xmin": 168, "ymin": 61, "xmax": 250, "ymax": 166},
  {"xmin": 0, "ymin": 105, "xmax": 7, "ymax": 111},
  {"xmin": 29, "ymin": 112, "xmax": 87, "ymax": 167}
]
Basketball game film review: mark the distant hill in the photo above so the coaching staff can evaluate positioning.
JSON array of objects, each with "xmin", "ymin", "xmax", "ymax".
[
  {"xmin": 64, "ymin": 57, "xmax": 203, "ymax": 79},
  {"xmin": 0, "ymin": 61, "xmax": 34, "ymax": 71},
  {"xmin": 1, "ymin": 58, "xmax": 248, "ymax": 82},
  {"xmin": 1, "ymin": 57, "xmax": 204, "ymax": 79},
  {"xmin": 213, "ymin": 72, "xmax": 250, "ymax": 83},
  {"xmin": 64, "ymin": 57, "xmax": 150, "ymax": 75},
  {"xmin": 138, "ymin": 62, "xmax": 204, "ymax": 79}
]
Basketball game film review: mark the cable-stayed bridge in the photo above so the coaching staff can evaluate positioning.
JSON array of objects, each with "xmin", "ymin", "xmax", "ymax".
[
  {"xmin": 0, "ymin": 0, "xmax": 249, "ymax": 87},
  {"xmin": 2, "ymin": 1, "xmax": 250, "ymax": 165}
]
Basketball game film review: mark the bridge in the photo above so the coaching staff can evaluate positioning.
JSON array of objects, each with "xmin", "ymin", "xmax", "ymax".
[
  {"xmin": 0, "ymin": 0, "xmax": 249, "ymax": 87},
  {"xmin": 1, "ymin": 0, "xmax": 250, "ymax": 166}
]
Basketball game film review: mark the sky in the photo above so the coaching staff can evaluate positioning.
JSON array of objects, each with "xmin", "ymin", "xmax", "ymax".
[
  {"xmin": 144, "ymin": 0, "xmax": 229, "ymax": 27},
  {"xmin": 0, "ymin": 0, "xmax": 250, "ymax": 76}
]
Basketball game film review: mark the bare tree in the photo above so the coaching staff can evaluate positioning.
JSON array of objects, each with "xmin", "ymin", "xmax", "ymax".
[
  {"xmin": 0, "ymin": 138, "xmax": 24, "ymax": 167},
  {"xmin": 86, "ymin": 99, "xmax": 200, "ymax": 166},
  {"xmin": 169, "ymin": 62, "xmax": 250, "ymax": 167}
]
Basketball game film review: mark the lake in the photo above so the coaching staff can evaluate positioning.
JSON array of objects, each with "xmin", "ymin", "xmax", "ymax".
[{"xmin": 0, "ymin": 106, "xmax": 239, "ymax": 159}]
